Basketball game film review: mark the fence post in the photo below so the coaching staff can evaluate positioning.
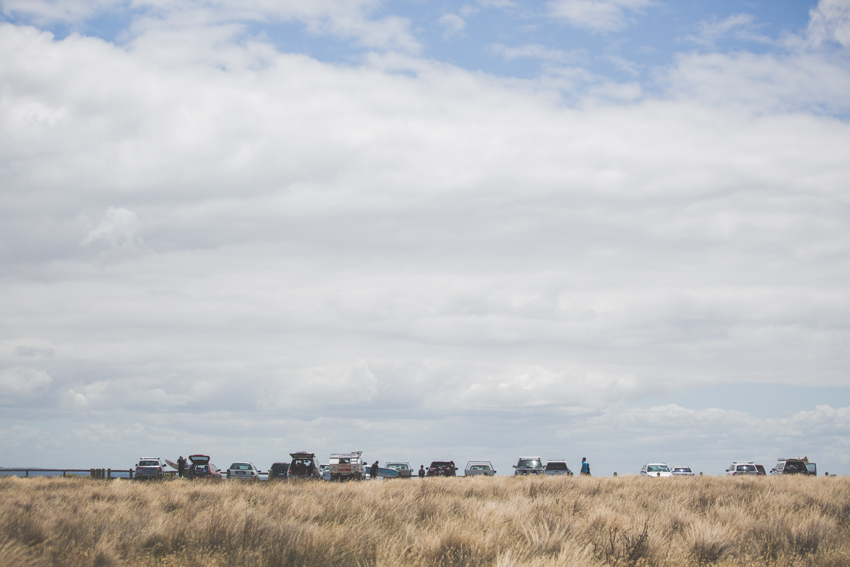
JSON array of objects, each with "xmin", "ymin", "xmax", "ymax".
[
  {"xmin": 107, "ymin": 468, "xmax": 112, "ymax": 480},
  {"xmin": 227, "ymin": 469, "xmax": 231, "ymax": 479},
  {"xmin": 129, "ymin": 469, "xmax": 133, "ymax": 480},
  {"xmin": 63, "ymin": 471, "xmax": 66, "ymax": 477},
  {"xmin": 25, "ymin": 470, "xmax": 29, "ymax": 478}
]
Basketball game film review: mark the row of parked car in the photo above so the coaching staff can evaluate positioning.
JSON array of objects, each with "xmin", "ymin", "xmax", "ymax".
[
  {"xmin": 133, "ymin": 454, "xmax": 819, "ymax": 480},
  {"xmin": 638, "ymin": 458, "xmax": 817, "ymax": 477}
]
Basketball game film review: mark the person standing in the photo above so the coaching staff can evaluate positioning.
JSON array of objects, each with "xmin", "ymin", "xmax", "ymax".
[
  {"xmin": 370, "ymin": 460, "xmax": 379, "ymax": 479},
  {"xmin": 177, "ymin": 456, "xmax": 186, "ymax": 479},
  {"xmin": 580, "ymin": 457, "xmax": 591, "ymax": 476},
  {"xmin": 418, "ymin": 465, "xmax": 425, "ymax": 478}
]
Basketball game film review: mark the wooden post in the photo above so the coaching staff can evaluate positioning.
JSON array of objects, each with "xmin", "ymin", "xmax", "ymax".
[
  {"xmin": 129, "ymin": 469, "xmax": 133, "ymax": 480},
  {"xmin": 63, "ymin": 470, "xmax": 66, "ymax": 477},
  {"xmin": 107, "ymin": 468, "xmax": 112, "ymax": 480},
  {"xmin": 25, "ymin": 470, "xmax": 29, "ymax": 478},
  {"xmin": 227, "ymin": 469, "xmax": 231, "ymax": 479}
]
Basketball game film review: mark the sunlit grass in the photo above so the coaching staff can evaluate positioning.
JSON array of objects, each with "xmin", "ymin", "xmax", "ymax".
[{"xmin": 1, "ymin": 475, "xmax": 848, "ymax": 566}]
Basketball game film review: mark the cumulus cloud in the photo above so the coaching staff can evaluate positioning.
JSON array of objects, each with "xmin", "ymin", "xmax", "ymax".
[
  {"xmin": 808, "ymin": 0, "xmax": 850, "ymax": 47},
  {"xmin": 80, "ymin": 207, "xmax": 139, "ymax": 248},
  {"xmin": 438, "ymin": 14, "xmax": 466, "ymax": 39},
  {"xmin": 0, "ymin": 367, "xmax": 52, "ymax": 403},
  {"xmin": 14, "ymin": 345, "xmax": 55, "ymax": 357},
  {"xmin": 1, "ymin": 3, "xmax": 850, "ymax": 471},
  {"xmin": 489, "ymin": 43, "xmax": 583, "ymax": 62},
  {"xmin": 1, "ymin": 0, "xmax": 420, "ymax": 52},
  {"xmin": 547, "ymin": 0, "xmax": 654, "ymax": 33},
  {"xmin": 687, "ymin": 13, "xmax": 772, "ymax": 48}
]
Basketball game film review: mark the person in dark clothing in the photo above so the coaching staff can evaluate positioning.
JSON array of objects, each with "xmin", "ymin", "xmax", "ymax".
[
  {"xmin": 418, "ymin": 465, "xmax": 425, "ymax": 478},
  {"xmin": 580, "ymin": 457, "xmax": 591, "ymax": 476},
  {"xmin": 177, "ymin": 456, "xmax": 186, "ymax": 478},
  {"xmin": 370, "ymin": 460, "xmax": 379, "ymax": 479}
]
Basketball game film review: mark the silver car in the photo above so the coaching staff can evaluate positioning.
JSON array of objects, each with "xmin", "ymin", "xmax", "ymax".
[
  {"xmin": 135, "ymin": 457, "xmax": 166, "ymax": 480},
  {"xmin": 228, "ymin": 462, "xmax": 260, "ymax": 480},
  {"xmin": 464, "ymin": 461, "xmax": 496, "ymax": 477},
  {"xmin": 544, "ymin": 460, "xmax": 572, "ymax": 476}
]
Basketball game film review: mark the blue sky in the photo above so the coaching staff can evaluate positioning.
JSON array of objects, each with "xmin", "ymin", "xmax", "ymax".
[{"xmin": 1, "ymin": 0, "xmax": 849, "ymax": 476}]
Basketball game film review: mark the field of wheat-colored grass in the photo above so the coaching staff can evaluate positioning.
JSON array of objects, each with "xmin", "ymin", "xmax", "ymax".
[{"xmin": 1, "ymin": 475, "xmax": 849, "ymax": 567}]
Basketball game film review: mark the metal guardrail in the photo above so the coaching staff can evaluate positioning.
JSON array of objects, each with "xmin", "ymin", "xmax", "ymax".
[
  {"xmin": 1, "ymin": 469, "xmax": 270, "ymax": 480},
  {"xmin": 0, "ymin": 469, "xmax": 180, "ymax": 479}
]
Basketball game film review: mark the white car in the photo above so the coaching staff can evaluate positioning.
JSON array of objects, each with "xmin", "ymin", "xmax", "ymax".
[
  {"xmin": 640, "ymin": 463, "xmax": 673, "ymax": 477},
  {"xmin": 135, "ymin": 457, "xmax": 166, "ymax": 480},
  {"xmin": 725, "ymin": 461, "xmax": 759, "ymax": 476},
  {"xmin": 671, "ymin": 466, "xmax": 694, "ymax": 476},
  {"xmin": 228, "ymin": 462, "xmax": 260, "ymax": 480}
]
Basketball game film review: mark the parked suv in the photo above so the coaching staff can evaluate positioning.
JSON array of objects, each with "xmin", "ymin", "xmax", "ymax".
[
  {"xmin": 544, "ymin": 460, "xmax": 572, "ymax": 476},
  {"xmin": 427, "ymin": 461, "xmax": 457, "ymax": 477},
  {"xmin": 135, "ymin": 457, "xmax": 166, "ymax": 480},
  {"xmin": 771, "ymin": 458, "xmax": 809, "ymax": 475},
  {"xmin": 725, "ymin": 461, "xmax": 759, "ymax": 476},
  {"xmin": 287, "ymin": 452, "xmax": 322, "ymax": 479},
  {"xmin": 268, "ymin": 462, "xmax": 289, "ymax": 480},
  {"xmin": 641, "ymin": 463, "xmax": 673, "ymax": 477},
  {"xmin": 513, "ymin": 457, "xmax": 544, "ymax": 476}
]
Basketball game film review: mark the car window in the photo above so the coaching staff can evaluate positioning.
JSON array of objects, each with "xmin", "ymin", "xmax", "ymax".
[
  {"xmin": 647, "ymin": 465, "xmax": 670, "ymax": 472},
  {"xmin": 518, "ymin": 459, "xmax": 543, "ymax": 468},
  {"xmin": 139, "ymin": 461, "xmax": 160, "ymax": 466},
  {"xmin": 546, "ymin": 462, "xmax": 568, "ymax": 470}
]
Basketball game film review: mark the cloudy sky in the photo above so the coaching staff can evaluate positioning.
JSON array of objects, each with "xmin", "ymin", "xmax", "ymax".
[{"xmin": 1, "ymin": 0, "xmax": 849, "ymax": 476}]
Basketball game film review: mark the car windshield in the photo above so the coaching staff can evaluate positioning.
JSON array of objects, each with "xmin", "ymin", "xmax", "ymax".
[
  {"xmin": 230, "ymin": 463, "xmax": 251, "ymax": 470},
  {"xmin": 736, "ymin": 465, "xmax": 756, "ymax": 472},
  {"xmin": 674, "ymin": 468, "xmax": 692, "ymax": 473},
  {"xmin": 470, "ymin": 465, "xmax": 492, "ymax": 470},
  {"xmin": 431, "ymin": 462, "xmax": 452, "ymax": 468},
  {"xmin": 139, "ymin": 460, "xmax": 160, "ymax": 466},
  {"xmin": 647, "ymin": 465, "xmax": 670, "ymax": 472},
  {"xmin": 518, "ymin": 459, "xmax": 543, "ymax": 468},
  {"xmin": 546, "ymin": 462, "xmax": 568, "ymax": 470}
]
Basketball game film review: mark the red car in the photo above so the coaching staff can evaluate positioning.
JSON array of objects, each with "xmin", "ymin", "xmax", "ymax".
[{"xmin": 186, "ymin": 454, "xmax": 222, "ymax": 480}]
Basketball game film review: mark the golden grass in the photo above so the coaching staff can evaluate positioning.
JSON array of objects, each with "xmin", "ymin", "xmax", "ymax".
[{"xmin": 1, "ymin": 475, "xmax": 849, "ymax": 567}]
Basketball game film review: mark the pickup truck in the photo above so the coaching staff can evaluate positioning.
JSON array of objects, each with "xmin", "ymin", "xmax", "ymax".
[{"xmin": 328, "ymin": 451, "xmax": 364, "ymax": 481}]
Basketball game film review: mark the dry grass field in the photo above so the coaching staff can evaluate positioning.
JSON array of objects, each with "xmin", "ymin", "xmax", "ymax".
[{"xmin": 1, "ymin": 475, "xmax": 849, "ymax": 567}]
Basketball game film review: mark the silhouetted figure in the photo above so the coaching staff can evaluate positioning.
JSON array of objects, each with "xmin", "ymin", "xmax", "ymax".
[
  {"xmin": 580, "ymin": 457, "xmax": 591, "ymax": 476},
  {"xmin": 419, "ymin": 465, "xmax": 425, "ymax": 478},
  {"xmin": 177, "ymin": 456, "xmax": 186, "ymax": 478}
]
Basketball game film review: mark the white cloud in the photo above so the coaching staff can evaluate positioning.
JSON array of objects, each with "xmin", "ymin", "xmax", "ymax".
[
  {"xmin": 489, "ymin": 42, "xmax": 583, "ymax": 63},
  {"xmin": 687, "ymin": 13, "xmax": 772, "ymax": 48},
  {"xmin": 547, "ymin": 0, "xmax": 654, "ymax": 33},
  {"xmin": 1, "ymin": 4, "xmax": 850, "ymax": 471},
  {"xmin": 80, "ymin": 207, "xmax": 139, "ymax": 248},
  {"xmin": 807, "ymin": 0, "xmax": 850, "ymax": 47},
  {"xmin": 0, "ymin": 0, "xmax": 420, "ymax": 52},
  {"xmin": 438, "ymin": 14, "xmax": 466, "ymax": 39},
  {"xmin": 0, "ymin": 367, "xmax": 52, "ymax": 403}
]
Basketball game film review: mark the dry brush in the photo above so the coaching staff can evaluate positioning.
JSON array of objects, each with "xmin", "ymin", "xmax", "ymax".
[{"xmin": 1, "ymin": 475, "xmax": 849, "ymax": 567}]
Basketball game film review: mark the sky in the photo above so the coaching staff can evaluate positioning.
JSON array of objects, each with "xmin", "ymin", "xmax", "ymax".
[{"xmin": 1, "ymin": 0, "xmax": 849, "ymax": 477}]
